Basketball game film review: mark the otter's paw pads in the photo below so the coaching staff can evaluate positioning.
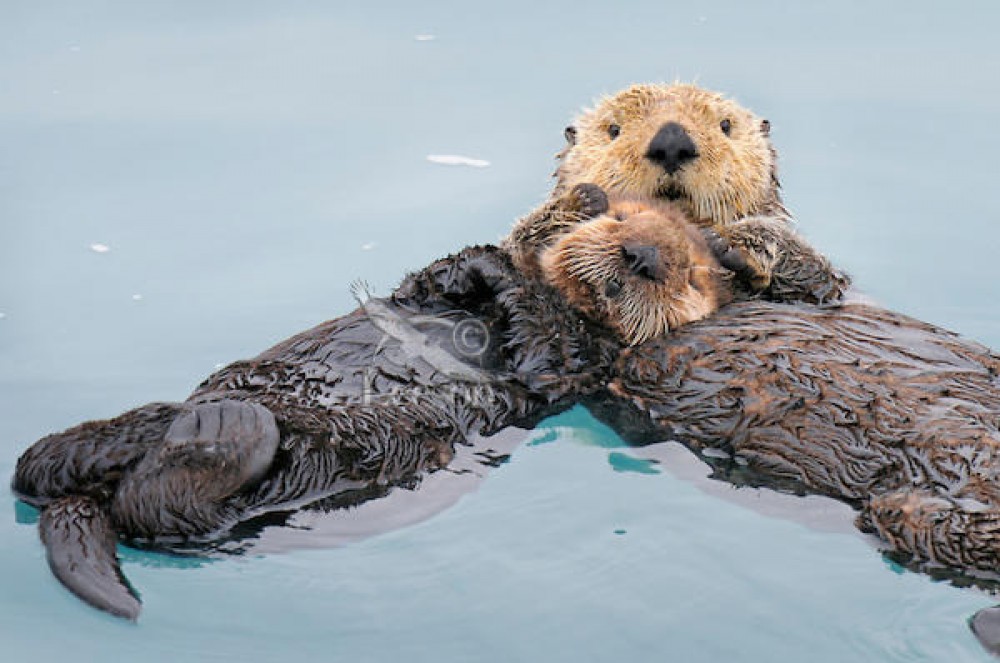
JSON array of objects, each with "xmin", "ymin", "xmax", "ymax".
[
  {"xmin": 702, "ymin": 228, "xmax": 751, "ymax": 275},
  {"xmin": 568, "ymin": 183, "xmax": 610, "ymax": 218}
]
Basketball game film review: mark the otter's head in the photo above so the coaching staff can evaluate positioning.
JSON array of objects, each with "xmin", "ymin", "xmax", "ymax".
[
  {"xmin": 541, "ymin": 198, "xmax": 732, "ymax": 346},
  {"xmin": 557, "ymin": 84, "xmax": 780, "ymax": 227}
]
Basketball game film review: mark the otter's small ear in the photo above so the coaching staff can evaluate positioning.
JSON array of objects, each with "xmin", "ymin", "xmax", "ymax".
[
  {"xmin": 760, "ymin": 119, "xmax": 771, "ymax": 136},
  {"xmin": 564, "ymin": 125, "xmax": 577, "ymax": 145}
]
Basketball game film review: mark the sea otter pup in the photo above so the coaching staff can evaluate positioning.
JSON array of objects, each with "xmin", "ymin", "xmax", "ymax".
[
  {"xmin": 543, "ymin": 204, "xmax": 1000, "ymax": 579},
  {"xmin": 541, "ymin": 196, "xmax": 733, "ymax": 345},
  {"xmin": 12, "ymin": 245, "xmax": 619, "ymax": 620},
  {"xmin": 505, "ymin": 83, "xmax": 849, "ymax": 304}
]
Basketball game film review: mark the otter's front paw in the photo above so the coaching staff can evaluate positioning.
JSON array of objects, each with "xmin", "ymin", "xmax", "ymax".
[
  {"xmin": 566, "ymin": 183, "xmax": 609, "ymax": 219},
  {"xmin": 702, "ymin": 228, "xmax": 752, "ymax": 275}
]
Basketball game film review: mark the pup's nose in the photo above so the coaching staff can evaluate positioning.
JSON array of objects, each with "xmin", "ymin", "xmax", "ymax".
[
  {"xmin": 621, "ymin": 244, "xmax": 662, "ymax": 281},
  {"xmin": 645, "ymin": 122, "xmax": 698, "ymax": 174}
]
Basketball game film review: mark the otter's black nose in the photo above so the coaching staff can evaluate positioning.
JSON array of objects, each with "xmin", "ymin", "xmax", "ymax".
[
  {"xmin": 646, "ymin": 122, "xmax": 698, "ymax": 174},
  {"xmin": 622, "ymin": 244, "xmax": 662, "ymax": 281}
]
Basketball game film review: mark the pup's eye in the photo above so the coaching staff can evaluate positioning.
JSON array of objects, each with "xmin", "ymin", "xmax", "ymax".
[
  {"xmin": 720, "ymin": 119, "xmax": 732, "ymax": 136},
  {"xmin": 604, "ymin": 279, "xmax": 622, "ymax": 298},
  {"xmin": 608, "ymin": 124, "xmax": 621, "ymax": 140}
]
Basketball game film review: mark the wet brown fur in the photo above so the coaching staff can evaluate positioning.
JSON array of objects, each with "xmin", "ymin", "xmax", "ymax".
[
  {"xmin": 596, "ymin": 302, "xmax": 1000, "ymax": 576},
  {"xmin": 545, "ymin": 227, "xmax": 1000, "ymax": 579},
  {"xmin": 11, "ymin": 245, "xmax": 619, "ymax": 619}
]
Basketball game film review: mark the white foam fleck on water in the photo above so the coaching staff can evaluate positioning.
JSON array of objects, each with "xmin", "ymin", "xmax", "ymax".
[
  {"xmin": 0, "ymin": 312, "xmax": 6, "ymax": 320},
  {"xmin": 89, "ymin": 243, "xmax": 110, "ymax": 253},
  {"xmin": 361, "ymin": 242, "xmax": 377, "ymax": 251},
  {"xmin": 426, "ymin": 154, "xmax": 490, "ymax": 168},
  {"xmin": 132, "ymin": 294, "xmax": 143, "ymax": 301},
  {"xmin": 414, "ymin": 34, "xmax": 436, "ymax": 41},
  {"xmin": 214, "ymin": 363, "xmax": 224, "ymax": 370}
]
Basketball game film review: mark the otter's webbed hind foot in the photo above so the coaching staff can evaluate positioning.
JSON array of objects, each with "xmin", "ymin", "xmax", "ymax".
[
  {"xmin": 113, "ymin": 400, "xmax": 280, "ymax": 539},
  {"xmin": 971, "ymin": 606, "xmax": 1000, "ymax": 657},
  {"xmin": 163, "ymin": 400, "xmax": 278, "ymax": 489},
  {"xmin": 40, "ymin": 495, "xmax": 140, "ymax": 620}
]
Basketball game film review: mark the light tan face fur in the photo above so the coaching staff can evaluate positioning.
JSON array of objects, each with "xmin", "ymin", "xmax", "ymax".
[
  {"xmin": 557, "ymin": 84, "xmax": 779, "ymax": 227},
  {"xmin": 541, "ymin": 199, "xmax": 732, "ymax": 345}
]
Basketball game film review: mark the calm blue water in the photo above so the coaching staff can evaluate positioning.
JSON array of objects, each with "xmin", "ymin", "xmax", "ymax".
[{"xmin": 3, "ymin": 1, "xmax": 999, "ymax": 661}]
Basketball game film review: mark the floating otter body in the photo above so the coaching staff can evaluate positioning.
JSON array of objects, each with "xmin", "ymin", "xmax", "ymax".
[
  {"xmin": 12, "ymin": 246, "xmax": 618, "ymax": 619},
  {"xmin": 505, "ymin": 83, "xmax": 849, "ymax": 304},
  {"xmin": 543, "ymin": 206, "xmax": 1000, "ymax": 643}
]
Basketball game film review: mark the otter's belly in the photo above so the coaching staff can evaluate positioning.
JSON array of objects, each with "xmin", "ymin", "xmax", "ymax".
[{"xmin": 189, "ymin": 304, "xmax": 496, "ymax": 411}]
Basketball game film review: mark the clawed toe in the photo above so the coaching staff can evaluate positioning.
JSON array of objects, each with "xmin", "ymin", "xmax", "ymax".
[
  {"xmin": 569, "ymin": 183, "xmax": 610, "ymax": 218},
  {"xmin": 702, "ymin": 228, "xmax": 752, "ymax": 275}
]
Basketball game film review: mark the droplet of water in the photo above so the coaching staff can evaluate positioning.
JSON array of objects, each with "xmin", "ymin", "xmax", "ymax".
[
  {"xmin": 414, "ymin": 34, "xmax": 436, "ymax": 41},
  {"xmin": 132, "ymin": 294, "xmax": 143, "ymax": 301},
  {"xmin": 90, "ymin": 243, "xmax": 110, "ymax": 253},
  {"xmin": 361, "ymin": 242, "xmax": 376, "ymax": 251},
  {"xmin": 0, "ymin": 312, "xmax": 6, "ymax": 320},
  {"xmin": 426, "ymin": 154, "xmax": 490, "ymax": 168}
]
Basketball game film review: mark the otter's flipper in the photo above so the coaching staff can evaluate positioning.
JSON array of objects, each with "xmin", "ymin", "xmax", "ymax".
[
  {"xmin": 39, "ymin": 496, "xmax": 140, "ymax": 620},
  {"xmin": 163, "ymin": 400, "xmax": 279, "ymax": 490},
  {"xmin": 970, "ymin": 606, "xmax": 1000, "ymax": 656},
  {"xmin": 113, "ymin": 400, "xmax": 280, "ymax": 538}
]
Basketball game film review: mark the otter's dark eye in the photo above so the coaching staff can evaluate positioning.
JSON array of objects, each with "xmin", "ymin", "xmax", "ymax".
[
  {"xmin": 608, "ymin": 124, "xmax": 621, "ymax": 140},
  {"xmin": 604, "ymin": 279, "xmax": 622, "ymax": 298},
  {"xmin": 720, "ymin": 119, "xmax": 732, "ymax": 136}
]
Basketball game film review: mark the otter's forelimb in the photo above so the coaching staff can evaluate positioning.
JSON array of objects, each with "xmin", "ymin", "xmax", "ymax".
[
  {"xmin": 503, "ymin": 183, "xmax": 609, "ymax": 277},
  {"xmin": 717, "ymin": 217, "xmax": 851, "ymax": 304}
]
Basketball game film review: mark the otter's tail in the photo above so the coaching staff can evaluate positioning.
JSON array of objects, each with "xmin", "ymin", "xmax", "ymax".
[{"xmin": 39, "ymin": 496, "xmax": 140, "ymax": 620}]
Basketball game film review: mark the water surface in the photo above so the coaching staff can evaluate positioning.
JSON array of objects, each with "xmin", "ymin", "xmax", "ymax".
[{"xmin": 2, "ymin": 2, "xmax": 999, "ymax": 661}]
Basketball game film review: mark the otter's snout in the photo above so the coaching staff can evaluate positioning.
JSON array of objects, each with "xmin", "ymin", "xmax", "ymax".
[
  {"xmin": 622, "ymin": 244, "xmax": 663, "ymax": 281},
  {"xmin": 645, "ymin": 122, "xmax": 698, "ymax": 174}
]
